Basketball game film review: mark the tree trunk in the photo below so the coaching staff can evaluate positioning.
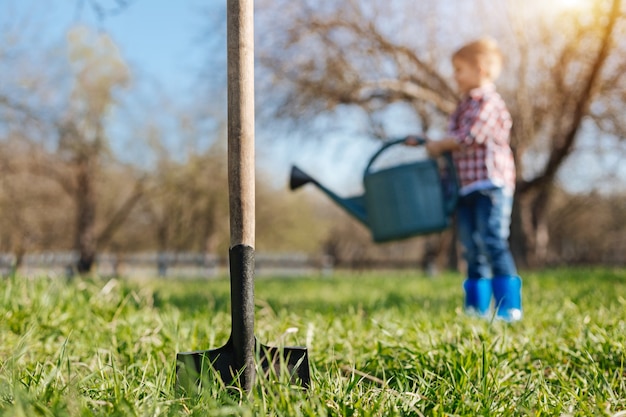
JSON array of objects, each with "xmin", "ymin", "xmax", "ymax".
[
  {"xmin": 531, "ymin": 186, "xmax": 552, "ymax": 265},
  {"xmin": 512, "ymin": 183, "xmax": 554, "ymax": 268},
  {"xmin": 75, "ymin": 157, "xmax": 97, "ymax": 274},
  {"xmin": 510, "ymin": 194, "xmax": 528, "ymax": 269}
]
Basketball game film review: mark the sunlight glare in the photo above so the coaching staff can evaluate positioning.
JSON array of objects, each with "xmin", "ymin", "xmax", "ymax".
[
  {"xmin": 531, "ymin": 0, "xmax": 594, "ymax": 19},
  {"xmin": 553, "ymin": 0, "xmax": 591, "ymax": 12}
]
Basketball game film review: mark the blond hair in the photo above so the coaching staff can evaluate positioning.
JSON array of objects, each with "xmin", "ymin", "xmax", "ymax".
[{"xmin": 453, "ymin": 37, "xmax": 503, "ymax": 81}]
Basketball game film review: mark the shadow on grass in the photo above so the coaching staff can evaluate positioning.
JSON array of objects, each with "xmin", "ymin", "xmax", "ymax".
[
  {"xmin": 149, "ymin": 273, "xmax": 460, "ymax": 317},
  {"xmin": 260, "ymin": 289, "xmax": 457, "ymax": 317},
  {"xmin": 152, "ymin": 289, "xmax": 231, "ymax": 315}
]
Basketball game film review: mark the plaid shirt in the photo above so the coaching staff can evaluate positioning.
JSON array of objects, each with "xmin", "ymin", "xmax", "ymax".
[{"xmin": 448, "ymin": 84, "xmax": 515, "ymax": 195}]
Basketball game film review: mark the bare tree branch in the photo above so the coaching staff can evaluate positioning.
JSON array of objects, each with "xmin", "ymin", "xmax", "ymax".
[
  {"xmin": 520, "ymin": 0, "xmax": 622, "ymax": 193},
  {"xmin": 96, "ymin": 177, "xmax": 145, "ymax": 246}
]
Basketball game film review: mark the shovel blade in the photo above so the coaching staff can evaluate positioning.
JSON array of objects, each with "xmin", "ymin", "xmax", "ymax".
[
  {"xmin": 176, "ymin": 340, "xmax": 310, "ymax": 391},
  {"xmin": 258, "ymin": 343, "xmax": 311, "ymax": 388},
  {"xmin": 176, "ymin": 341, "xmax": 238, "ymax": 393}
]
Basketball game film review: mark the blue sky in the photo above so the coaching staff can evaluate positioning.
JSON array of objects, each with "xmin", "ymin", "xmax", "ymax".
[
  {"xmin": 93, "ymin": 0, "xmax": 207, "ymax": 95},
  {"xmin": 1, "ymin": 0, "xmax": 212, "ymax": 97}
]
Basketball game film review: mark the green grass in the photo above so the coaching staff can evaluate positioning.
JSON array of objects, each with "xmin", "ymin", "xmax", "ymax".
[{"xmin": 1, "ymin": 268, "xmax": 626, "ymax": 416}]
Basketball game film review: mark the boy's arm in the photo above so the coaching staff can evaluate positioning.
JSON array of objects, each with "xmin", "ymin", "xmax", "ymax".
[{"xmin": 426, "ymin": 137, "xmax": 460, "ymax": 157}]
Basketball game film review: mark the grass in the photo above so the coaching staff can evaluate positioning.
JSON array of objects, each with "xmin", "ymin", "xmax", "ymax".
[{"xmin": 1, "ymin": 268, "xmax": 625, "ymax": 416}]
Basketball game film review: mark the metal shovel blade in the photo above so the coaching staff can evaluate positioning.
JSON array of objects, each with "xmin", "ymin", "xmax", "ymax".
[
  {"xmin": 176, "ymin": 340, "xmax": 310, "ymax": 391},
  {"xmin": 176, "ymin": 245, "xmax": 310, "ymax": 391}
]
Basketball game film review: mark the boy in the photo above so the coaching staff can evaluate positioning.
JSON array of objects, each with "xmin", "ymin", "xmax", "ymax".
[{"xmin": 410, "ymin": 38, "xmax": 522, "ymax": 321}]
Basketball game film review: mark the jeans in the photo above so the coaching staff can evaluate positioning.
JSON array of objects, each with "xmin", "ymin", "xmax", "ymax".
[{"xmin": 457, "ymin": 187, "xmax": 518, "ymax": 279}]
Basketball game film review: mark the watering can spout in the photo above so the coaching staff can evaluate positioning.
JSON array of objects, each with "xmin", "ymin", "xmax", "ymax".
[
  {"xmin": 289, "ymin": 165, "xmax": 368, "ymax": 225},
  {"xmin": 289, "ymin": 166, "xmax": 316, "ymax": 190}
]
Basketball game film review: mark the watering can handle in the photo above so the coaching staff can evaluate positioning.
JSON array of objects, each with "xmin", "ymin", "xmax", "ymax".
[
  {"xmin": 363, "ymin": 137, "xmax": 427, "ymax": 176},
  {"xmin": 364, "ymin": 137, "xmax": 459, "ymax": 216}
]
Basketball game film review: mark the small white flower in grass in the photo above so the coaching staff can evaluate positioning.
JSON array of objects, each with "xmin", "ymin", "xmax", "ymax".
[
  {"xmin": 272, "ymin": 327, "xmax": 300, "ymax": 345},
  {"xmin": 279, "ymin": 327, "xmax": 299, "ymax": 344},
  {"xmin": 100, "ymin": 279, "xmax": 118, "ymax": 295},
  {"xmin": 306, "ymin": 323, "xmax": 315, "ymax": 347},
  {"xmin": 285, "ymin": 327, "xmax": 298, "ymax": 334}
]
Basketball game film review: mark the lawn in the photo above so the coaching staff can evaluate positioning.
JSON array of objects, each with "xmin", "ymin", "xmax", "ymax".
[{"xmin": 1, "ymin": 268, "xmax": 625, "ymax": 416}]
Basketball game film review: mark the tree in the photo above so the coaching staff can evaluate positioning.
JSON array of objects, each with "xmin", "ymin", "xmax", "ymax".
[
  {"xmin": 254, "ymin": 0, "xmax": 626, "ymax": 267},
  {"xmin": 138, "ymin": 123, "xmax": 330, "ymax": 258},
  {"xmin": 547, "ymin": 189, "xmax": 626, "ymax": 265},
  {"xmin": 0, "ymin": 147, "xmax": 74, "ymax": 268},
  {"xmin": 147, "ymin": 141, "xmax": 230, "ymax": 255},
  {"xmin": 56, "ymin": 26, "xmax": 142, "ymax": 273},
  {"xmin": 0, "ymin": 24, "xmax": 144, "ymax": 274},
  {"xmin": 501, "ymin": 0, "xmax": 626, "ymax": 266}
]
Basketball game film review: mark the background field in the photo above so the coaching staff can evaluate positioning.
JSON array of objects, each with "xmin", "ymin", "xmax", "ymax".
[{"xmin": 1, "ymin": 268, "xmax": 625, "ymax": 416}]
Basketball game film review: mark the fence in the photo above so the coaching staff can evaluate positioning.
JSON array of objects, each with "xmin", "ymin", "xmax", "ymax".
[{"xmin": 0, "ymin": 252, "xmax": 335, "ymax": 278}]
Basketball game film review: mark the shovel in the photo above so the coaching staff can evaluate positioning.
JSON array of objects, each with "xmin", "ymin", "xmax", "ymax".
[{"xmin": 176, "ymin": 0, "xmax": 310, "ymax": 392}]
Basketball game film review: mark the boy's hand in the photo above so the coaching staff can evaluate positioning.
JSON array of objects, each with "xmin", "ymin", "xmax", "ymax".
[
  {"xmin": 426, "ymin": 137, "xmax": 460, "ymax": 157},
  {"xmin": 425, "ymin": 140, "xmax": 443, "ymax": 157},
  {"xmin": 404, "ymin": 135, "xmax": 421, "ymax": 146}
]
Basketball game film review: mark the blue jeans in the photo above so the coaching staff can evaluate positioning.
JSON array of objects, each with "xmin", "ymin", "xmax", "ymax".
[{"xmin": 457, "ymin": 187, "xmax": 518, "ymax": 279}]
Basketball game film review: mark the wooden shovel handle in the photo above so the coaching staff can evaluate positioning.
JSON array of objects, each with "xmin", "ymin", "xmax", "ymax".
[{"xmin": 228, "ymin": 0, "xmax": 255, "ymax": 248}]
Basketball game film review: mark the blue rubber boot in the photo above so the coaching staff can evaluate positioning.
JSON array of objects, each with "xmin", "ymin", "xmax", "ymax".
[
  {"xmin": 463, "ymin": 278, "xmax": 492, "ymax": 317},
  {"xmin": 492, "ymin": 276, "xmax": 522, "ymax": 322}
]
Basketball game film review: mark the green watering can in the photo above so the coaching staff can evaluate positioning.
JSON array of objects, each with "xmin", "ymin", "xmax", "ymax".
[{"xmin": 289, "ymin": 138, "xmax": 459, "ymax": 243}]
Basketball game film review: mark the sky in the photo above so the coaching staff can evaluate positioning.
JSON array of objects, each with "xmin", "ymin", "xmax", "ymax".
[
  {"xmin": 1, "ymin": 0, "xmax": 377, "ymax": 193},
  {"xmin": 1, "ymin": 0, "xmax": 624, "ymax": 195},
  {"xmin": 0, "ymin": 0, "xmax": 208, "ymax": 97}
]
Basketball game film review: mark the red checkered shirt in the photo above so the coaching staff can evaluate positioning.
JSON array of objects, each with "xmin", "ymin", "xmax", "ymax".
[{"xmin": 448, "ymin": 84, "xmax": 515, "ymax": 195}]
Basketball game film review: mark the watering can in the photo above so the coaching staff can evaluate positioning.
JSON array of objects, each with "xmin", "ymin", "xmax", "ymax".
[{"xmin": 289, "ymin": 138, "xmax": 459, "ymax": 243}]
